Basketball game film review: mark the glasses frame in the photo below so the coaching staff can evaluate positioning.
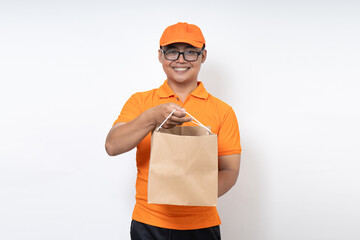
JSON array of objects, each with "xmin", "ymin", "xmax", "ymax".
[{"xmin": 160, "ymin": 45, "xmax": 205, "ymax": 62}]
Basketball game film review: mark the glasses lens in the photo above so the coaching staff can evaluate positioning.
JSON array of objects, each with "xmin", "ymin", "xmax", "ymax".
[
  {"xmin": 164, "ymin": 50, "xmax": 179, "ymax": 61},
  {"xmin": 163, "ymin": 50, "xmax": 201, "ymax": 62},
  {"xmin": 184, "ymin": 51, "xmax": 199, "ymax": 61}
]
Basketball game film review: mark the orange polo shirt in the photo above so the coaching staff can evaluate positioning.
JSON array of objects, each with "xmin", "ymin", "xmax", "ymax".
[{"xmin": 113, "ymin": 80, "xmax": 241, "ymax": 230}]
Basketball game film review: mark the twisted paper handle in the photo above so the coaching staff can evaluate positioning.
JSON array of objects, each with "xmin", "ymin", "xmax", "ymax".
[{"xmin": 156, "ymin": 109, "xmax": 212, "ymax": 133}]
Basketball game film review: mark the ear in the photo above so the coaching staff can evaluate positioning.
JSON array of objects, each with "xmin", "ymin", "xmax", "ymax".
[
  {"xmin": 200, "ymin": 49, "xmax": 207, "ymax": 63},
  {"xmin": 158, "ymin": 49, "xmax": 163, "ymax": 63}
]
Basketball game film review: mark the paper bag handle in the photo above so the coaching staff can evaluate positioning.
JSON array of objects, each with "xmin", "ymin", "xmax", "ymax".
[{"xmin": 156, "ymin": 109, "xmax": 212, "ymax": 134}]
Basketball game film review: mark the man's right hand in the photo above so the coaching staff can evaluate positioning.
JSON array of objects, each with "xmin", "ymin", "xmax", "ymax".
[
  {"xmin": 105, "ymin": 103, "xmax": 192, "ymax": 156},
  {"xmin": 148, "ymin": 103, "xmax": 192, "ymax": 129}
]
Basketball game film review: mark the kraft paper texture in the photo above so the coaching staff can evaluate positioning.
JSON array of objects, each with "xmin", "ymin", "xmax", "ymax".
[{"xmin": 148, "ymin": 126, "xmax": 218, "ymax": 206}]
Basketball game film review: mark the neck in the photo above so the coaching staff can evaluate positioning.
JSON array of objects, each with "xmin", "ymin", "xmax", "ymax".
[{"xmin": 167, "ymin": 80, "xmax": 198, "ymax": 102}]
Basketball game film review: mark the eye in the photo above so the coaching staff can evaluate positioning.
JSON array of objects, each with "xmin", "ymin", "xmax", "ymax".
[
  {"xmin": 186, "ymin": 51, "xmax": 198, "ymax": 55},
  {"xmin": 166, "ymin": 50, "xmax": 178, "ymax": 54}
]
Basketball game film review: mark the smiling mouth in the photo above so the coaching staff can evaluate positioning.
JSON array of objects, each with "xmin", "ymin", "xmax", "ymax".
[{"xmin": 173, "ymin": 67, "xmax": 190, "ymax": 72}]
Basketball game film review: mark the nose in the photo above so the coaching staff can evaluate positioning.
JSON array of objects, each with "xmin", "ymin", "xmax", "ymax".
[{"xmin": 176, "ymin": 52, "xmax": 187, "ymax": 63}]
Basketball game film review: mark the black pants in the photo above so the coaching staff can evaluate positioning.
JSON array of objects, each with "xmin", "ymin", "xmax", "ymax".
[{"xmin": 130, "ymin": 220, "xmax": 221, "ymax": 240}]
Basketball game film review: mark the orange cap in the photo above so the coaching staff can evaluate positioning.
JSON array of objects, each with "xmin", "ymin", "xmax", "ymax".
[{"xmin": 160, "ymin": 22, "xmax": 205, "ymax": 48}]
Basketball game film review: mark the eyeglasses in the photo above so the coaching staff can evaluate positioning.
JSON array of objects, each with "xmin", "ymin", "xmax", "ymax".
[{"xmin": 160, "ymin": 47, "xmax": 205, "ymax": 62}]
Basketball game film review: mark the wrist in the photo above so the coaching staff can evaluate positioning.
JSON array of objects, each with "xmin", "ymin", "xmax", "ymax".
[{"xmin": 142, "ymin": 108, "xmax": 157, "ymax": 130}]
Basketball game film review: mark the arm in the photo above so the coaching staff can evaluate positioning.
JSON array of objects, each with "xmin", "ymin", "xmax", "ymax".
[
  {"xmin": 218, "ymin": 154, "xmax": 241, "ymax": 197},
  {"xmin": 105, "ymin": 103, "xmax": 192, "ymax": 156}
]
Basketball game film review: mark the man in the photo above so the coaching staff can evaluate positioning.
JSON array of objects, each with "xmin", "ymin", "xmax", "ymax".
[{"xmin": 105, "ymin": 22, "xmax": 242, "ymax": 240}]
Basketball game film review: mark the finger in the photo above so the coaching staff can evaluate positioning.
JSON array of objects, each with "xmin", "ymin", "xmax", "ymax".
[
  {"xmin": 162, "ymin": 122, "xmax": 177, "ymax": 129},
  {"xmin": 164, "ymin": 119, "xmax": 185, "ymax": 127},
  {"xmin": 170, "ymin": 116, "xmax": 192, "ymax": 123},
  {"xmin": 167, "ymin": 103, "xmax": 185, "ymax": 112},
  {"xmin": 172, "ymin": 110, "xmax": 187, "ymax": 118},
  {"xmin": 167, "ymin": 102, "xmax": 184, "ymax": 109},
  {"xmin": 166, "ymin": 119, "xmax": 179, "ymax": 125}
]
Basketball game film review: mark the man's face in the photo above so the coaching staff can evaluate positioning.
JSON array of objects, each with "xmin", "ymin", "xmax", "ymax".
[{"xmin": 158, "ymin": 43, "xmax": 207, "ymax": 85}]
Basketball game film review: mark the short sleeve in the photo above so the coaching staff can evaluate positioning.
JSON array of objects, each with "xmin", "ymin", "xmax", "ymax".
[
  {"xmin": 113, "ymin": 93, "xmax": 143, "ymax": 125},
  {"xmin": 218, "ymin": 108, "xmax": 242, "ymax": 156}
]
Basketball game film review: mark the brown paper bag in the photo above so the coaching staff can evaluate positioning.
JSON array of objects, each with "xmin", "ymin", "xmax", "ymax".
[{"xmin": 148, "ymin": 121, "xmax": 218, "ymax": 206}]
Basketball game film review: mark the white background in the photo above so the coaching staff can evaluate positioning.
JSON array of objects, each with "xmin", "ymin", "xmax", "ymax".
[{"xmin": 1, "ymin": 0, "xmax": 360, "ymax": 239}]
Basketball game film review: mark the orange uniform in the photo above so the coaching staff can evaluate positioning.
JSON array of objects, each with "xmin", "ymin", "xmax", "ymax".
[{"xmin": 113, "ymin": 80, "xmax": 241, "ymax": 230}]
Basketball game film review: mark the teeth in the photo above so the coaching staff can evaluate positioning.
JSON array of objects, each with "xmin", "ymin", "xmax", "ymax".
[{"xmin": 174, "ymin": 68, "xmax": 188, "ymax": 71}]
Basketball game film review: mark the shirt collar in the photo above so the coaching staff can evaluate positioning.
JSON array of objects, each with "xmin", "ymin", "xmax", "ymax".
[
  {"xmin": 190, "ymin": 81, "xmax": 209, "ymax": 99},
  {"xmin": 158, "ymin": 80, "xmax": 209, "ymax": 100}
]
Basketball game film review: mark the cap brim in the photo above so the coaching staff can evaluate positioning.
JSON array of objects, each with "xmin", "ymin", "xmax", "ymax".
[{"xmin": 160, "ymin": 39, "xmax": 204, "ymax": 49}]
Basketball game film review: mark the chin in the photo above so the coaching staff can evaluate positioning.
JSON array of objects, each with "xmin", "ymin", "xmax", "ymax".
[{"xmin": 169, "ymin": 77, "xmax": 192, "ymax": 84}]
